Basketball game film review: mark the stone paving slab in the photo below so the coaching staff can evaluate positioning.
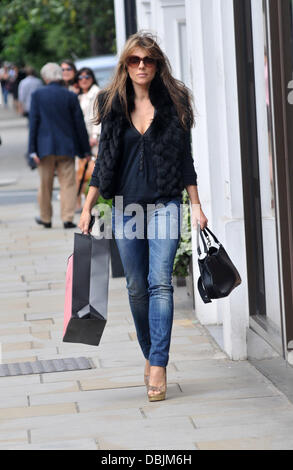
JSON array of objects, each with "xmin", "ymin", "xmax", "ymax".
[
  {"xmin": 191, "ymin": 406, "xmax": 293, "ymax": 429},
  {"xmin": 0, "ymin": 430, "xmax": 28, "ymax": 447},
  {"xmin": 0, "ymin": 299, "xmax": 28, "ymax": 311},
  {"xmin": 4, "ymin": 356, "xmax": 38, "ymax": 364},
  {"xmin": 0, "ymin": 402, "xmax": 77, "ymax": 420},
  {"xmin": 0, "ymin": 406, "xmax": 142, "ymax": 434},
  {"xmin": 41, "ymin": 363, "xmax": 177, "ymax": 384},
  {"xmin": 0, "ymin": 313, "xmax": 26, "ymax": 323},
  {"xmin": 28, "ymin": 384, "xmax": 180, "ymax": 408},
  {"xmin": 196, "ymin": 437, "xmax": 271, "ymax": 451},
  {"xmin": 142, "ymin": 395, "xmax": 290, "ymax": 419},
  {"xmin": 17, "ymin": 408, "xmax": 286, "ymax": 449},
  {"xmin": 0, "ymin": 380, "xmax": 80, "ymax": 397},
  {"xmin": 30, "ymin": 415, "xmax": 195, "ymax": 446},
  {"xmin": 0, "ymin": 438, "xmax": 98, "ymax": 450},
  {"xmin": 24, "ymin": 312, "xmax": 62, "ymax": 321},
  {"xmin": 2, "ymin": 347, "xmax": 59, "ymax": 360},
  {"xmin": 0, "ymin": 327, "xmax": 31, "ymax": 336}
]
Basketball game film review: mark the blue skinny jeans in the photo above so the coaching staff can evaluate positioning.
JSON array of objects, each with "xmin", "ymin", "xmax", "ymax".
[{"xmin": 111, "ymin": 199, "xmax": 182, "ymax": 367}]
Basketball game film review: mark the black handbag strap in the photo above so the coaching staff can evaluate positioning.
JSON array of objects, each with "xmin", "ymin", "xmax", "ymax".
[
  {"xmin": 197, "ymin": 225, "xmax": 208, "ymax": 256},
  {"xmin": 197, "ymin": 225, "xmax": 222, "ymax": 256},
  {"xmin": 197, "ymin": 277, "xmax": 211, "ymax": 303},
  {"xmin": 203, "ymin": 226, "xmax": 220, "ymax": 245}
]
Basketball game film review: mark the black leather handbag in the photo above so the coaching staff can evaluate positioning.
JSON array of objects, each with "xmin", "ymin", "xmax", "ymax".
[{"xmin": 197, "ymin": 226, "xmax": 241, "ymax": 303}]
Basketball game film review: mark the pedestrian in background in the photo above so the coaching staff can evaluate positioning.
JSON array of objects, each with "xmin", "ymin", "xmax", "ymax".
[
  {"xmin": 18, "ymin": 66, "xmax": 43, "ymax": 170},
  {"xmin": 10, "ymin": 65, "xmax": 26, "ymax": 113},
  {"xmin": 29, "ymin": 62, "xmax": 91, "ymax": 229},
  {"xmin": 79, "ymin": 32, "xmax": 208, "ymax": 402},
  {"xmin": 18, "ymin": 66, "xmax": 43, "ymax": 118},
  {"xmin": 61, "ymin": 59, "xmax": 79, "ymax": 93},
  {"xmin": 0, "ymin": 62, "xmax": 10, "ymax": 108},
  {"xmin": 75, "ymin": 67, "xmax": 101, "ymax": 212}
]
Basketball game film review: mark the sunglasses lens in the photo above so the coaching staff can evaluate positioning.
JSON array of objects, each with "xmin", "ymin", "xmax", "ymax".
[
  {"xmin": 127, "ymin": 56, "xmax": 156, "ymax": 67},
  {"xmin": 128, "ymin": 56, "xmax": 140, "ymax": 66},
  {"xmin": 145, "ymin": 57, "xmax": 156, "ymax": 66},
  {"xmin": 62, "ymin": 67, "xmax": 72, "ymax": 72}
]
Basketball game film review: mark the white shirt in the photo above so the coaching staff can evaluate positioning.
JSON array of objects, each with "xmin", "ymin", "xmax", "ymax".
[{"xmin": 78, "ymin": 84, "xmax": 101, "ymax": 139}]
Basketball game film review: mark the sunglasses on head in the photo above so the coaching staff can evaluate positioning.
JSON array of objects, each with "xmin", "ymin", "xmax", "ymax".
[
  {"xmin": 126, "ymin": 56, "xmax": 156, "ymax": 67},
  {"xmin": 62, "ymin": 67, "xmax": 72, "ymax": 72},
  {"xmin": 78, "ymin": 74, "xmax": 91, "ymax": 80}
]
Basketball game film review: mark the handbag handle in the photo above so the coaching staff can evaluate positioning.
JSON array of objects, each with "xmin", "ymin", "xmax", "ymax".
[
  {"xmin": 197, "ymin": 225, "xmax": 208, "ymax": 256},
  {"xmin": 203, "ymin": 226, "xmax": 221, "ymax": 245},
  {"xmin": 197, "ymin": 225, "xmax": 221, "ymax": 256}
]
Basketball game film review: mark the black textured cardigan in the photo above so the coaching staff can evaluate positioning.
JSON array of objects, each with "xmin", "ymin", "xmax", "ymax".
[{"xmin": 89, "ymin": 75, "xmax": 198, "ymax": 200}]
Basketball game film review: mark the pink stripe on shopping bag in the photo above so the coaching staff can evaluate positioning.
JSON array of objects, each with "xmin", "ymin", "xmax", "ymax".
[{"xmin": 63, "ymin": 254, "xmax": 73, "ymax": 337}]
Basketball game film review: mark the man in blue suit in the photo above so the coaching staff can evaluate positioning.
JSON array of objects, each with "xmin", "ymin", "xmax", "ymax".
[{"xmin": 29, "ymin": 62, "xmax": 91, "ymax": 229}]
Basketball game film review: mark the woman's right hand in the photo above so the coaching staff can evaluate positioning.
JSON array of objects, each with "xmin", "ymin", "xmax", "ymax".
[{"xmin": 78, "ymin": 210, "xmax": 92, "ymax": 234}]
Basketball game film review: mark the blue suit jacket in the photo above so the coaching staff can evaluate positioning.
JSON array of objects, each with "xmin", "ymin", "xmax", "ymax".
[{"xmin": 29, "ymin": 82, "xmax": 90, "ymax": 159}]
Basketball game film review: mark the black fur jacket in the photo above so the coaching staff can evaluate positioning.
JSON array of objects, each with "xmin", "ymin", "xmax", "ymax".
[{"xmin": 90, "ymin": 75, "xmax": 193, "ymax": 200}]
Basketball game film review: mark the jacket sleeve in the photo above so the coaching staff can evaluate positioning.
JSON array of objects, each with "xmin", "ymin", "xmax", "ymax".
[
  {"xmin": 89, "ymin": 156, "xmax": 100, "ymax": 188},
  {"xmin": 71, "ymin": 93, "xmax": 91, "ymax": 157},
  {"xmin": 182, "ymin": 130, "xmax": 198, "ymax": 186},
  {"xmin": 28, "ymin": 91, "xmax": 39, "ymax": 155},
  {"xmin": 89, "ymin": 122, "xmax": 104, "ymax": 188}
]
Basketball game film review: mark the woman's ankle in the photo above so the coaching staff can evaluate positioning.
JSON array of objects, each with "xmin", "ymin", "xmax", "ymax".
[
  {"xmin": 145, "ymin": 359, "xmax": 150, "ymax": 374},
  {"xmin": 149, "ymin": 366, "xmax": 166, "ymax": 382}
]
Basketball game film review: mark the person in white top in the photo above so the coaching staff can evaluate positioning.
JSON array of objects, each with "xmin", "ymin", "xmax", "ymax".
[{"xmin": 76, "ymin": 67, "xmax": 101, "ymax": 211}]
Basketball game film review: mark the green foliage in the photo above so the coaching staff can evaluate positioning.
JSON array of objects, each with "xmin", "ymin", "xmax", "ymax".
[
  {"xmin": 173, "ymin": 190, "xmax": 193, "ymax": 278},
  {"xmin": 96, "ymin": 195, "xmax": 113, "ymax": 208},
  {"xmin": 0, "ymin": 0, "xmax": 116, "ymax": 70},
  {"xmin": 95, "ymin": 195, "xmax": 112, "ymax": 218}
]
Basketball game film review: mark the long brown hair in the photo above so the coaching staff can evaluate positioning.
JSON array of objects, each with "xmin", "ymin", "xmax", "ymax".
[{"xmin": 94, "ymin": 31, "xmax": 195, "ymax": 130}]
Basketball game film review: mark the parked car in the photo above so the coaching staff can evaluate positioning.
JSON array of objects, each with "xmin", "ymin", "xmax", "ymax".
[{"xmin": 74, "ymin": 55, "xmax": 117, "ymax": 88}]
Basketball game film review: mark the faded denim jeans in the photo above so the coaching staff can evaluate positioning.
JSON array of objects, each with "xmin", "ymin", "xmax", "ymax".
[{"xmin": 111, "ymin": 199, "xmax": 182, "ymax": 367}]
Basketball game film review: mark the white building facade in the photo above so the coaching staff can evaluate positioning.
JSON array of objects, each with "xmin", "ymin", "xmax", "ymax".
[{"xmin": 113, "ymin": 0, "xmax": 293, "ymax": 375}]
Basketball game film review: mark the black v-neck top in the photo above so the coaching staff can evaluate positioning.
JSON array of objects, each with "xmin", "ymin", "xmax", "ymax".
[{"xmin": 90, "ymin": 111, "xmax": 198, "ymax": 210}]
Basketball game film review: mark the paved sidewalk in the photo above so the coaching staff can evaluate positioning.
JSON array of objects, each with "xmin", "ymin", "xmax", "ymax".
[{"xmin": 1, "ymin": 106, "xmax": 293, "ymax": 450}]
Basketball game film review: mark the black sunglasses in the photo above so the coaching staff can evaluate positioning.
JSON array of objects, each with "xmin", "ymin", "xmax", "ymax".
[
  {"xmin": 62, "ymin": 67, "xmax": 73, "ymax": 72},
  {"xmin": 78, "ymin": 74, "xmax": 92, "ymax": 80},
  {"xmin": 126, "ymin": 56, "xmax": 156, "ymax": 67}
]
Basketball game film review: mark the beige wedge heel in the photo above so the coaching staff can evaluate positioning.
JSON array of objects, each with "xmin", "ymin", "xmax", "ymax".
[{"xmin": 147, "ymin": 367, "xmax": 167, "ymax": 402}]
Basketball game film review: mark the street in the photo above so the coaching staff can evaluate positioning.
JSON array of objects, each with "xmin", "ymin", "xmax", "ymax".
[{"xmin": 1, "ymin": 105, "xmax": 293, "ymax": 450}]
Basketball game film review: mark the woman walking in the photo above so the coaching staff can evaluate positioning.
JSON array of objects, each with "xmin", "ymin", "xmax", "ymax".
[
  {"xmin": 79, "ymin": 32, "xmax": 208, "ymax": 402},
  {"xmin": 76, "ymin": 67, "xmax": 101, "ymax": 211},
  {"xmin": 77, "ymin": 67, "xmax": 100, "ymax": 150},
  {"xmin": 61, "ymin": 60, "xmax": 79, "ymax": 93}
]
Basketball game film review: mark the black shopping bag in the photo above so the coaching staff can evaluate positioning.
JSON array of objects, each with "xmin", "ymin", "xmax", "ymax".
[{"xmin": 63, "ymin": 232, "xmax": 110, "ymax": 346}]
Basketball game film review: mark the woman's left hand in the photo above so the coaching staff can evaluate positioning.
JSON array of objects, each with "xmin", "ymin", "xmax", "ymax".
[{"xmin": 191, "ymin": 204, "xmax": 208, "ymax": 231}]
